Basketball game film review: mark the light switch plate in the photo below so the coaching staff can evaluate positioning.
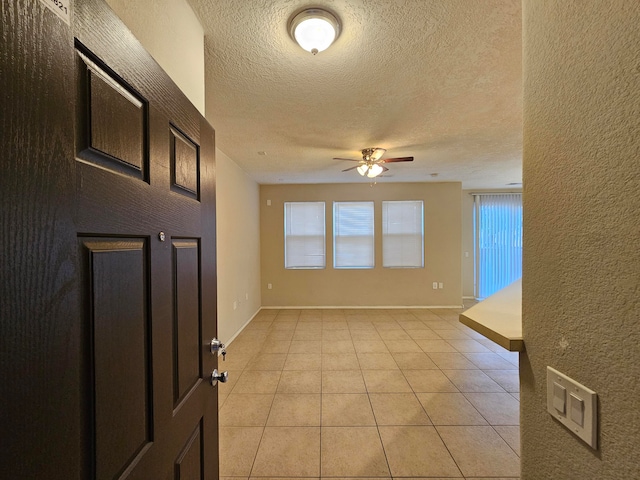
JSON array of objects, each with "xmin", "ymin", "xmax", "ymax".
[{"xmin": 546, "ymin": 366, "xmax": 598, "ymax": 449}]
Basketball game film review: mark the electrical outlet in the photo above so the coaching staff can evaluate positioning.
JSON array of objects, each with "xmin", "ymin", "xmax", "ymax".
[
  {"xmin": 268, "ymin": 283, "xmax": 272, "ymax": 290},
  {"xmin": 432, "ymin": 282, "xmax": 438, "ymax": 289}
]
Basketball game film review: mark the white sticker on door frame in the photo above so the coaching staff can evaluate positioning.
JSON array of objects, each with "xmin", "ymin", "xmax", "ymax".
[{"xmin": 40, "ymin": 0, "xmax": 71, "ymax": 26}]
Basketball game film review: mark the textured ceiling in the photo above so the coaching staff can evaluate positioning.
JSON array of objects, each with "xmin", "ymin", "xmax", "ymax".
[{"xmin": 187, "ymin": 0, "xmax": 522, "ymax": 188}]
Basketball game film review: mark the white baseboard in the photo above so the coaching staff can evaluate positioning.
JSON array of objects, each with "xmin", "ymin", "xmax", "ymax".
[{"xmin": 222, "ymin": 307, "xmax": 262, "ymax": 349}]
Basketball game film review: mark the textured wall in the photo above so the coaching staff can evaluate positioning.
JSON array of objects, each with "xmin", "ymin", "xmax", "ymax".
[
  {"xmin": 260, "ymin": 182, "xmax": 462, "ymax": 307},
  {"xmin": 216, "ymin": 150, "xmax": 262, "ymax": 345},
  {"xmin": 522, "ymin": 1, "xmax": 640, "ymax": 478},
  {"xmin": 461, "ymin": 192, "xmax": 475, "ymax": 297},
  {"xmin": 106, "ymin": 0, "xmax": 205, "ymax": 114}
]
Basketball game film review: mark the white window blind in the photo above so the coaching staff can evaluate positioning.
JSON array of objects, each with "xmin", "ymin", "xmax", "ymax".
[
  {"xmin": 284, "ymin": 202, "xmax": 325, "ymax": 269},
  {"xmin": 382, "ymin": 201, "xmax": 424, "ymax": 268},
  {"xmin": 333, "ymin": 201, "xmax": 374, "ymax": 269},
  {"xmin": 474, "ymin": 193, "xmax": 522, "ymax": 298}
]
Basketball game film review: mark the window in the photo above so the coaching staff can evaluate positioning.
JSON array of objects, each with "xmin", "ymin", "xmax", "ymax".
[
  {"xmin": 284, "ymin": 202, "xmax": 325, "ymax": 269},
  {"xmin": 474, "ymin": 193, "xmax": 522, "ymax": 298},
  {"xmin": 333, "ymin": 201, "xmax": 374, "ymax": 268},
  {"xmin": 382, "ymin": 200, "xmax": 424, "ymax": 268}
]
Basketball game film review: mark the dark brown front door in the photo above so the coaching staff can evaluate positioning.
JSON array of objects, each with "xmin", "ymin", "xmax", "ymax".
[{"xmin": 1, "ymin": 1, "xmax": 218, "ymax": 478}]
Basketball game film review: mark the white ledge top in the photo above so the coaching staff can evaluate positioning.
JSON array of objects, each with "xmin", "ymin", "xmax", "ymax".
[{"xmin": 459, "ymin": 279, "xmax": 523, "ymax": 352}]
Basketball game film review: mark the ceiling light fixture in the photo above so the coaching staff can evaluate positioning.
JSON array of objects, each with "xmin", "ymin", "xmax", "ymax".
[
  {"xmin": 357, "ymin": 163, "xmax": 384, "ymax": 178},
  {"xmin": 289, "ymin": 8, "xmax": 341, "ymax": 55}
]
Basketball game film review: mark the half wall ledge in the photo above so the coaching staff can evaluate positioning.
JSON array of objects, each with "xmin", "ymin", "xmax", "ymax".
[{"xmin": 459, "ymin": 279, "xmax": 523, "ymax": 352}]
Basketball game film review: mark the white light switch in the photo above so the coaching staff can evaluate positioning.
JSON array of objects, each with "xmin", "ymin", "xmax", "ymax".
[
  {"xmin": 552, "ymin": 382, "xmax": 566, "ymax": 414},
  {"xmin": 570, "ymin": 393, "xmax": 584, "ymax": 427},
  {"xmin": 546, "ymin": 366, "xmax": 597, "ymax": 449}
]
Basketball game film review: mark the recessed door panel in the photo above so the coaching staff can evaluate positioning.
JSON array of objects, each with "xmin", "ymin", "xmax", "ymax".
[
  {"xmin": 80, "ymin": 238, "xmax": 152, "ymax": 480},
  {"xmin": 173, "ymin": 239, "xmax": 202, "ymax": 407},
  {"xmin": 77, "ymin": 46, "xmax": 148, "ymax": 181},
  {"xmin": 175, "ymin": 420, "xmax": 204, "ymax": 480},
  {"xmin": 171, "ymin": 125, "xmax": 200, "ymax": 200}
]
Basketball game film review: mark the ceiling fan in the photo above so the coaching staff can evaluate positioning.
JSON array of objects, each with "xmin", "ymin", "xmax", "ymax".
[{"xmin": 334, "ymin": 148, "xmax": 413, "ymax": 178}]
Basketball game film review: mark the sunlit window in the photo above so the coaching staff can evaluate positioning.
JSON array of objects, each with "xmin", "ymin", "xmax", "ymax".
[
  {"xmin": 284, "ymin": 202, "xmax": 326, "ymax": 269},
  {"xmin": 333, "ymin": 201, "xmax": 374, "ymax": 269}
]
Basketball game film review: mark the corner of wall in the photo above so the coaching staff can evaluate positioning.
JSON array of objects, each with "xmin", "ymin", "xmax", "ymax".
[{"xmin": 215, "ymin": 149, "xmax": 262, "ymax": 344}]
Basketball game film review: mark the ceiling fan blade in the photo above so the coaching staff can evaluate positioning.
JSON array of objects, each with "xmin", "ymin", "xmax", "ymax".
[
  {"xmin": 333, "ymin": 157, "xmax": 361, "ymax": 162},
  {"xmin": 381, "ymin": 156, "xmax": 414, "ymax": 163},
  {"xmin": 342, "ymin": 166, "xmax": 360, "ymax": 172}
]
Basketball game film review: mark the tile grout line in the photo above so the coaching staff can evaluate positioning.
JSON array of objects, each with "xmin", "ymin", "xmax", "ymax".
[
  {"xmin": 248, "ymin": 308, "xmax": 293, "ymax": 479},
  {"xmin": 491, "ymin": 424, "xmax": 521, "ymax": 458},
  {"xmin": 420, "ymin": 305, "xmax": 467, "ymax": 477},
  {"xmin": 369, "ymin": 316, "xmax": 413, "ymax": 479},
  {"xmin": 244, "ymin": 313, "xmax": 274, "ymax": 479},
  {"xmin": 225, "ymin": 307, "xmax": 519, "ymax": 480},
  {"xmin": 319, "ymin": 315, "xmax": 323, "ymax": 479}
]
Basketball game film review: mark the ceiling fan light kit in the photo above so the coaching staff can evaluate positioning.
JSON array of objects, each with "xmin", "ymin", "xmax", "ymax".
[
  {"xmin": 357, "ymin": 163, "xmax": 384, "ymax": 178},
  {"xmin": 335, "ymin": 148, "xmax": 414, "ymax": 179},
  {"xmin": 289, "ymin": 8, "xmax": 341, "ymax": 55}
]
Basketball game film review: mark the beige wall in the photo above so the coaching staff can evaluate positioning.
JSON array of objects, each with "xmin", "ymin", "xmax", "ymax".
[
  {"xmin": 461, "ymin": 191, "xmax": 475, "ymax": 297},
  {"xmin": 105, "ymin": 0, "xmax": 205, "ymax": 114},
  {"xmin": 260, "ymin": 183, "xmax": 462, "ymax": 307},
  {"xmin": 216, "ymin": 150, "xmax": 262, "ymax": 344},
  {"xmin": 522, "ymin": 1, "xmax": 640, "ymax": 478}
]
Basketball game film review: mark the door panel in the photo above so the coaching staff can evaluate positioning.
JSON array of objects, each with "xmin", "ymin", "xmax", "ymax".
[
  {"xmin": 175, "ymin": 420, "xmax": 205, "ymax": 480},
  {"xmin": 170, "ymin": 126, "xmax": 200, "ymax": 199},
  {"xmin": 173, "ymin": 239, "xmax": 203, "ymax": 407},
  {"xmin": 76, "ymin": 45, "xmax": 149, "ymax": 181},
  {"xmin": 1, "ymin": 1, "xmax": 218, "ymax": 478},
  {"xmin": 87, "ymin": 59, "xmax": 146, "ymax": 173},
  {"xmin": 80, "ymin": 238, "xmax": 153, "ymax": 480},
  {"xmin": 74, "ymin": 44, "xmax": 215, "ymax": 480}
]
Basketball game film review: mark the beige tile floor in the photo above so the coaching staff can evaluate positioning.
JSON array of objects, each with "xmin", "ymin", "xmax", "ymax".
[{"xmin": 217, "ymin": 308, "xmax": 520, "ymax": 480}]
